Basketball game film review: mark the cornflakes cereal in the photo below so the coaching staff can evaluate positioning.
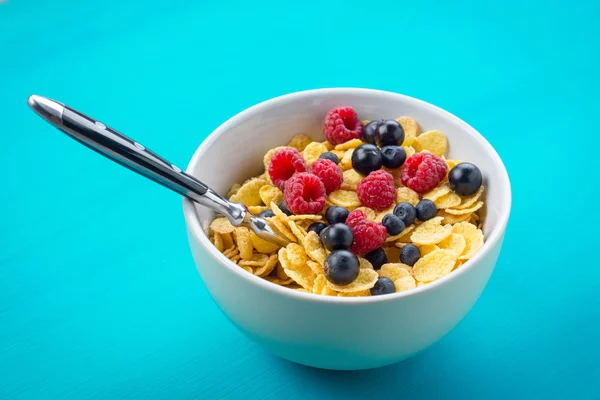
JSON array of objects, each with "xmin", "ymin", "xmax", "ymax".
[
  {"xmin": 445, "ymin": 201, "xmax": 483, "ymax": 215},
  {"xmin": 259, "ymin": 185, "xmax": 283, "ymax": 207},
  {"xmin": 209, "ymin": 109, "xmax": 487, "ymax": 296},
  {"xmin": 234, "ymin": 227, "xmax": 254, "ymax": 260},
  {"xmin": 229, "ymin": 178, "xmax": 268, "ymax": 206},
  {"xmin": 341, "ymin": 169, "xmax": 362, "ymax": 191},
  {"xmin": 335, "ymin": 138, "xmax": 363, "ymax": 151},
  {"xmin": 279, "ymin": 247, "xmax": 315, "ymax": 290},
  {"xmin": 287, "ymin": 134, "xmax": 313, "ymax": 151},
  {"xmin": 414, "ymin": 130, "xmax": 448, "ymax": 156},
  {"xmin": 250, "ymin": 232, "xmax": 280, "ymax": 254},
  {"xmin": 396, "ymin": 187, "xmax": 420, "ymax": 205},
  {"xmin": 434, "ymin": 192, "xmax": 462, "ymax": 209},
  {"xmin": 210, "ymin": 217, "xmax": 235, "ymax": 234},
  {"xmin": 378, "ymin": 263, "xmax": 412, "ymax": 281},
  {"xmin": 395, "ymin": 275, "xmax": 417, "ymax": 292},
  {"xmin": 326, "ymin": 268, "xmax": 378, "ymax": 292},
  {"xmin": 396, "ymin": 116, "xmax": 420, "ymax": 147},
  {"xmin": 413, "ymin": 249, "xmax": 457, "ymax": 282},
  {"xmin": 303, "ymin": 142, "xmax": 328, "ymax": 166},
  {"xmin": 438, "ymin": 233, "xmax": 467, "ymax": 258},
  {"xmin": 454, "ymin": 186, "xmax": 485, "ymax": 209},
  {"xmin": 410, "ymin": 217, "xmax": 453, "ymax": 245},
  {"xmin": 453, "ymin": 222, "xmax": 484, "ymax": 260},
  {"xmin": 304, "ymin": 231, "xmax": 327, "ymax": 265},
  {"xmin": 328, "ymin": 190, "xmax": 361, "ymax": 208}
]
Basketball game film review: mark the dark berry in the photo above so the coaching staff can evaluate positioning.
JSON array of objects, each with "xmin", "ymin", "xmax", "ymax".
[
  {"xmin": 364, "ymin": 248, "xmax": 388, "ymax": 270},
  {"xmin": 278, "ymin": 200, "xmax": 293, "ymax": 216},
  {"xmin": 321, "ymin": 223, "xmax": 354, "ymax": 251},
  {"xmin": 448, "ymin": 162, "xmax": 483, "ymax": 196},
  {"xmin": 375, "ymin": 120, "xmax": 405, "ymax": 147},
  {"xmin": 258, "ymin": 209, "xmax": 275, "ymax": 218},
  {"xmin": 363, "ymin": 120, "xmax": 381, "ymax": 144},
  {"xmin": 400, "ymin": 244, "xmax": 421, "ymax": 266},
  {"xmin": 326, "ymin": 206, "xmax": 349, "ymax": 225},
  {"xmin": 319, "ymin": 226, "xmax": 329, "ymax": 243},
  {"xmin": 370, "ymin": 276, "xmax": 396, "ymax": 295},
  {"xmin": 319, "ymin": 152, "xmax": 340, "ymax": 164},
  {"xmin": 307, "ymin": 222, "xmax": 327, "ymax": 235},
  {"xmin": 393, "ymin": 202, "xmax": 417, "ymax": 226},
  {"xmin": 381, "ymin": 145, "xmax": 406, "ymax": 169},
  {"xmin": 351, "ymin": 144, "xmax": 383, "ymax": 176},
  {"xmin": 415, "ymin": 199, "xmax": 437, "ymax": 221},
  {"xmin": 324, "ymin": 250, "xmax": 360, "ymax": 285},
  {"xmin": 382, "ymin": 214, "xmax": 406, "ymax": 235}
]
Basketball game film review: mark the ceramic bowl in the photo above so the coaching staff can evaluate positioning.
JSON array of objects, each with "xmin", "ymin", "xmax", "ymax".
[{"xmin": 183, "ymin": 88, "xmax": 511, "ymax": 370}]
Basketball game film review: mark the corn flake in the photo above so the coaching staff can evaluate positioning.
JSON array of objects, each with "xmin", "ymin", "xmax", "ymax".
[
  {"xmin": 341, "ymin": 169, "xmax": 362, "ymax": 191},
  {"xmin": 326, "ymin": 268, "xmax": 378, "ymax": 292},
  {"xmin": 213, "ymin": 232, "xmax": 224, "ymax": 252},
  {"xmin": 227, "ymin": 183, "xmax": 241, "ymax": 198},
  {"xmin": 396, "ymin": 116, "xmax": 420, "ymax": 147},
  {"xmin": 279, "ymin": 247, "xmax": 315, "ymax": 290},
  {"xmin": 413, "ymin": 249, "xmax": 457, "ymax": 282},
  {"xmin": 239, "ymin": 254, "xmax": 269, "ymax": 266},
  {"xmin": 446, "ymin": 201, "xmax": 483, "ymax": 215},
  {"xmin": 303, "ymin": 142, "xmax": 328, "ymax": 166},
  {"xmin": 259, "ymin": 185, "xmax": 283, "ymax": 206},
  {"xmin": 455, "ymin": 186, "xmax": 485, "ymax": 209},
  {"xmin": 229, "ymin": 178, "xmax": 268, "ymax": 206},
  {"xmin": 415, "ymin": 130, "xmax": 448, "ymax": 156},
  {"xmin": 307, "ymin": 260, "xmax": 324, "ymax": 275},
  {"xmin": 359, "ymin": 258, "xmax": 374, "ymax": 269},
  {"xmin": 396, "ymin": 187, "xmax": 420, "ymax": 206},
  {"xmin": 378, "ymin": 263, "xmax": 412, "ymax": 281},
  {"xmin": 247, "ymin": 205, "xmax": 268, "ymax": 215},
  {"xmin": 354, "ymin": 206, "xmax": 376, "ymax": 220},
  {"xmin": 340, "ymin": 149, "xmax": 354, "ymax": 170},
  {"xmin": 438, "ymin": 233, "xmax": 467, "ymax": 258},
  {"xmin": 250, "ymin": 232, "xmax": 280, "ymax": 254},
  {"xmin": 312, "ymin": 274, "xmax": 327, "ymax": 294},
  {"xmin": 254, "ymin": 254, "xmax": 279, "ymax": 277},
  {"xmin": 210, "ymin": 217, "xmax": 235, "ymax": 234},
  {"xmin": 395, "ymin": 275, "xmax": 417, "ymax": 292},
  {"xmin": 453, "ymin": 222, "xmax": 484, "ymax": 260},
  {"xmin": 328, "ymin": 190, "xmax": 361, "ymax": 209},
  {"xmin": 410, "ymin": 217, "xmax": 453, "ymax": 245},
  {"xmin": 304, "ymin": 231, "xmax": 327, "ymax": 265},
  {"xmin": 234, "ymin": 227, "xmax": 254, "ymax": 260},
  {"xmin": 418, "ymin": 244, "xmax": 439, "ymax": 255},
  {"xmin": 423, "ymin": 185, "xmax": 451, "ymax": 202},
  {"xmin": 287, "ymin": 134, "xmax": 312, "ymax": 151},
  {"xmin": 435, "ymin": 192, "xmax": 462, "ymax": 209},
  {"xmin": 404, "ymin": 146, "xmax": 416, "ymax": 158},
  {"xmin": 439, "ymin": 211, "xmax": 472, "ymax": 224},
  {"xmin": 335, "ymin": 139, "xmax": 363, "ymax": 151}
]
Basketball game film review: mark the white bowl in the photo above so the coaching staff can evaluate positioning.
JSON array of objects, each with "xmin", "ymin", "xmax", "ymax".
[{"xmin": 183, "ymin": 88, "xmax": 511, "ymax": 370}]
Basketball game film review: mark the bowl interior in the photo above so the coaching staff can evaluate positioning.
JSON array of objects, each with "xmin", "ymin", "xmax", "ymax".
[{"xmin": 187, "ymin": 89, "xmax": 509, "ymax": 248}]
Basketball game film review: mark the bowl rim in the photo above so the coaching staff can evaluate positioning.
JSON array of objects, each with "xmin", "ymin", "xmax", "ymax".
[{"xmin": 183, "ymin": 87, "xmax": 512, "ymax": 304}]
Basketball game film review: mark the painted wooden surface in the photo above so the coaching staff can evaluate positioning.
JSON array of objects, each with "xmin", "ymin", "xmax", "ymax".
[{"xmin": 1, "ymin": 0, "xmax": 599, "ymax": 398}]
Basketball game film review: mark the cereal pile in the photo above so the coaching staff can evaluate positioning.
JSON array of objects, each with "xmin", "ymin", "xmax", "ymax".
[{"xmin": 209, "ymin": 107, "xmax": 485, "ymax": 297}]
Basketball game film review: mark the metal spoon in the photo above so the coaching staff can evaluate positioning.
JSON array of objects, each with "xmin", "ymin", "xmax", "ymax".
[{"xmin": 27, "ymin": 95, "xmax": 289, "ymax": 247}]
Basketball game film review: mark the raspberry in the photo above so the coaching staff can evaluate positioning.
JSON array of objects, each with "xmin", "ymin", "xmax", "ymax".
[
  {"xmin": 401, "ymin": 152, "xmax": 447, "ymax": 193},
  {"xmin": 322, "ymin": 107, "xmax": 363, "ymax": 145},
  {"xmin": 309, "ymin": 159, "xmax": 343, "ymax": 193},
  {"xmin": 356, "ymin": 170, "xmax": 396, "ymax": 211},
  {"xmin": 283, "ymin": 172, "xmax": 326, "ymax": 214},
  {"xmin": 346, "ymin": 209, "xmax": 368, "ymax": 228},
  {"xmin": 268, "ymin": 148, "xmax": 307, "ymax": 190},
  {"xmin": 349, "ymin": 220, "xmax": 387, "ymax": 255}
]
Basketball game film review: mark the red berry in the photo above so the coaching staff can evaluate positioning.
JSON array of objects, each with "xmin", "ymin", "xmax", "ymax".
[
  {"xmin": 401, "ymin": 152, "xmax": 448, "ymax": 193},
  {"xmin": 322, "ymin": 107, "xmax": 363, "ymax": 145},
  {"xmin": 309, "ymin": 159, "xmax": 343, "ymax": 194},
  {"xmin": 283, "ymin": 173, "xmax": 326, "ymax": 214},
  {"xmin": 349, "ymin": 220, "xmax": 387, "ymax": 255},
  {"xmin": 346, "ymin": 209, "xmax": 368, "ymax": 228},
  {"xmin": 356, "ymin": 170, "xmax": 396, "ymax": 211},
  {"xmin": 268, "ymin": 148, "xmax": 307, "ymax": 190}
]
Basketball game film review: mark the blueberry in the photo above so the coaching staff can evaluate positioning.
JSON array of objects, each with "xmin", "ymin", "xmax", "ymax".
[
  {"xmin": 324, "ymin": 250, "xmax": 360, "ymax": 285},
  {"xmin": 326, "ymin": 206, "xmax": 349, "ymax": 225},
  {"xmin": 375, "ymin": 120, "xmax": 405, "ymax": 147},
  {"xmin": 381, "ymin": 145, "xmax": 406, "ymax": 169},
  {"xmin": 382, "ymin": 214, "xmax": 406, "ymax": 235},
  {"xmin": 321, "ymin": 223, "xmax": 354, "ymax": 251},
  {"xmin": 370, "ymin": 276, "xmax": 396, "ymax": 295},
  {"xmin": 351, "ymin": 144, "xmax": 383, "ymax": 175},
  {"xmin": 393, "ymin": 202, "xmax": 417, "ymax": 226},
  {"xmin": 258, "ymin": 209, "xmax": 275, "ymax": 218},
  {"xmin": 415, "ymin": 199, "xmax": 437, "ymax": 221},
  {"xmin": 362, "ymin": 120, "xmax": 381, "ymax": 144},
  {"xmin": 448, "ymin": 162, "xmax": 483, "ymax": 196},
  {"xmin": 400, "ymin": 244, "xmax": 421, "ymax": 266},
  {"xmin": 364, "ymin": 248, "xmax": 388, "ymax": 270},
  {"xmin": 279, "ymin": 200, "xmax": 293, "ymax": 216},
  {"xmin": 307, "ymin": 222, "xmax": 327, "ymax": 235},
  {"xmin": 319, "ymin": 152, "xmax": 340, "ymax": 164}
]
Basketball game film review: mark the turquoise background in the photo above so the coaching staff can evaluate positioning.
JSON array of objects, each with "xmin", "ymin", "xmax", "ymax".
[{"xmin": 1, "ymin": 0, "xmax": 599, "ymax": 398}]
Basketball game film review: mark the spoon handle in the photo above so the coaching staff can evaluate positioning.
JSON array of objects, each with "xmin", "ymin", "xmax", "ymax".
[{"xmin": 28, "ymin": 95, "xmax": 247, "ymax": 224}]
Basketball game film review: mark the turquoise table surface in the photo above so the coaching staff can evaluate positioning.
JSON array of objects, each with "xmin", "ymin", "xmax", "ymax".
[{"xmin": 1, "ymin": 0, "xmax": 599, "ymax": 398}]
